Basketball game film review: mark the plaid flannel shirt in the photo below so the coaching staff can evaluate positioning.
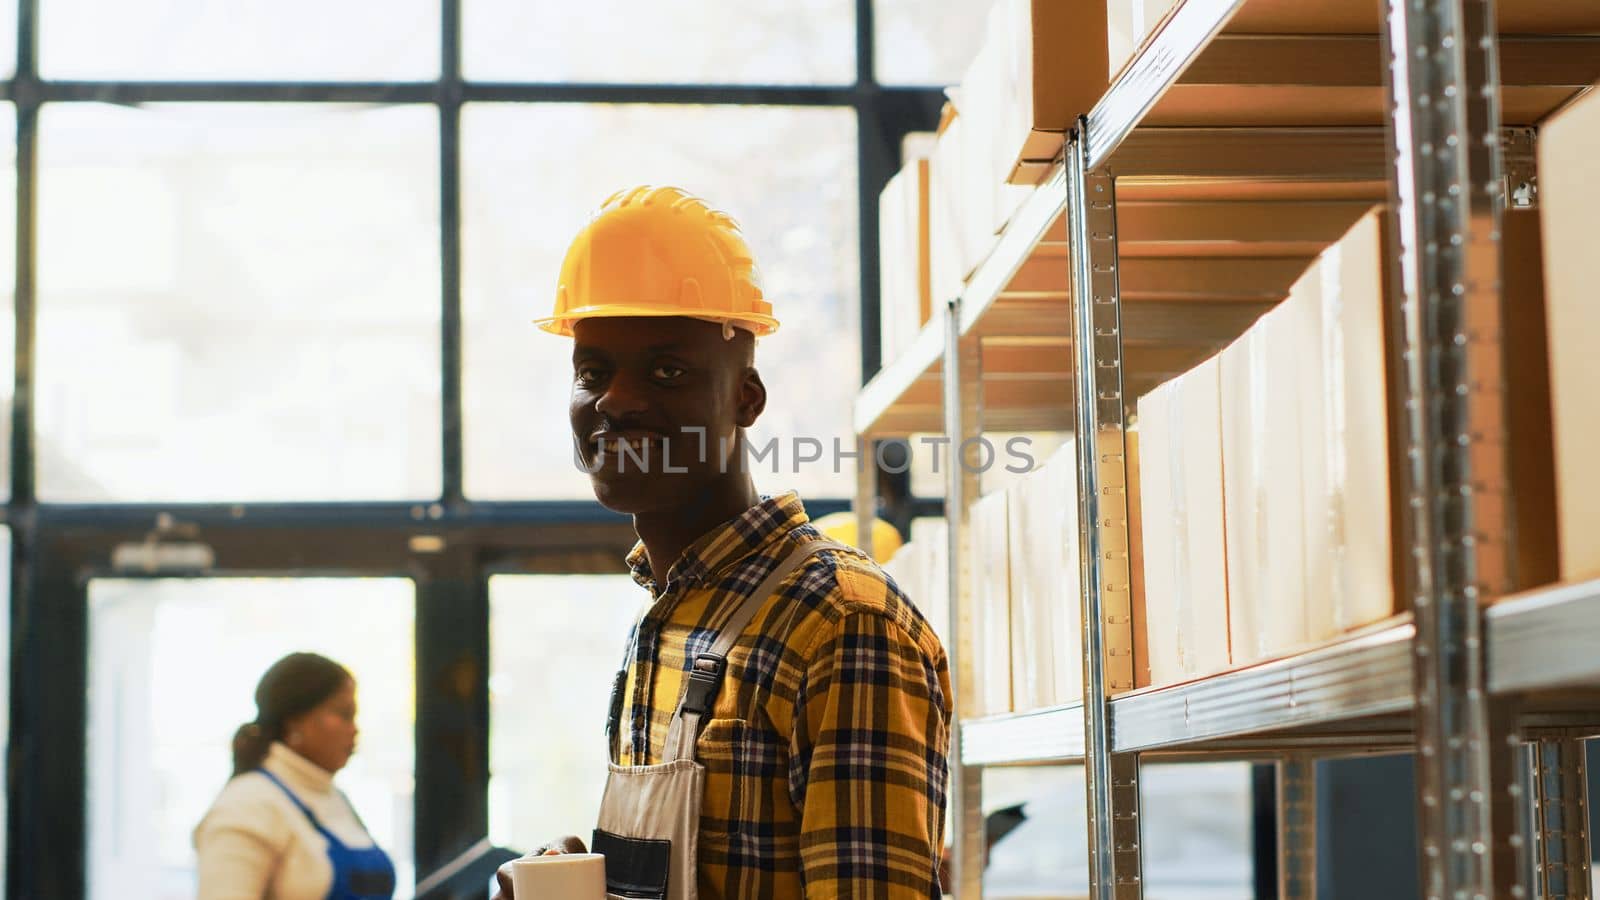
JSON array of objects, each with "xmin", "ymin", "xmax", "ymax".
[{"xmin": 610, "ymin": 492, "xmax": 951, "ymax": 899}]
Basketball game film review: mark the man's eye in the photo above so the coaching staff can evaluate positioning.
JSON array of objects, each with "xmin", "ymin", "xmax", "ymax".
[
  {"xmin": 575, "ymin": 366, "xmax": 606, "ymax": 385},
  {"xmin": 653, "ymin": 365, "xmax": 685, "ymax": 381}
]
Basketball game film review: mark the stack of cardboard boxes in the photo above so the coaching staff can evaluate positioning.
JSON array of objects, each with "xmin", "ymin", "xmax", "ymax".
[
  {"xmin": 878, "ymin": 0, "xmax": 1119, "ymax": 367},
  {"xmin": 875, "ymin": 0, "xmax": 1598, "ymax": 697},
  {"xmin": 1538, "ymin": 85, "xmax": 1600, "ymax": 585},
  {"xmin": 962, "ymin": 443, "xmax": 1084, "ymax": 716},
  {"xmin": 1107, "ymin": 0, "xmax": 1180, "ymax": 81},
  {"xmin": 881, "ymin": 518, "xmax": 952, "ymax": 652},
  {"xmin": 878, "ymin": 134, "xmax": 934, "ymax": 366},
  {"xmin": 1133, "ymin": 200, "xmax": 1562, "ymax": 681},
  {"xmin": 1217, "ymin": 210, "xmax": 1403, "ymax": 666}
]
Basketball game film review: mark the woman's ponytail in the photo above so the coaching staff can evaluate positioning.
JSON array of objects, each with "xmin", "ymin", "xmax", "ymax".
[{"xmin": 231, "ymin": 721, "xmax": 273, "ymax": 777}]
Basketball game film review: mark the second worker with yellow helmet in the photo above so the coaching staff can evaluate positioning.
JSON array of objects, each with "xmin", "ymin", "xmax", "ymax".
[{"xmin": 494, "ymin": 186, "xmax": 951, "ymax": 900}]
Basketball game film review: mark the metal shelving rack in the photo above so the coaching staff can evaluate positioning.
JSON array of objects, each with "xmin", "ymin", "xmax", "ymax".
[{"xmin": 851, "ymin": 0, "xmax": 1600, "ymax": 897}]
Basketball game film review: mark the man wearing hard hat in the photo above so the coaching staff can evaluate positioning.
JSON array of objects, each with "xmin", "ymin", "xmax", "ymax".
[{"xmin": 495, "ymin": 186, "xmax": 950, "ymax": 900}]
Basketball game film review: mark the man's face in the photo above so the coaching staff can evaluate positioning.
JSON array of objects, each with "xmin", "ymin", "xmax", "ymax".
[{"xmin": 569, "ymin": 316, "xmax": 762, "ymax": 514}]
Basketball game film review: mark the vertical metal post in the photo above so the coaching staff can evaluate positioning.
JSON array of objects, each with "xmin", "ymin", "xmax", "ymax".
[
  {"xmin": 1533, "ymin": 739, "xmax": 1593, "ymax": 899},
  {"xmin": 439, "ymin": 0, "xmax": 465, "ymax": 506},
  {"xmin": 1278, "ymin": 755, "xmax": 1318, "ymax": 899},
  {"xmin": 1068, "ymin": 132, "xmax": 1142, "ymax": 900},
  {"xmin": 943, "ymin": 300, "xmax": 984, "ymax": 898},
  {"xmin": 1381, "ymin": 0, "xmax": 1523, "ymax": 897}
]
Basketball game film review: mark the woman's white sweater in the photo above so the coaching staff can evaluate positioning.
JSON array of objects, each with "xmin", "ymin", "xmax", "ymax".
[{"xmin": 193, "ymin": 742, "xmax": 383, "ymax": 900}]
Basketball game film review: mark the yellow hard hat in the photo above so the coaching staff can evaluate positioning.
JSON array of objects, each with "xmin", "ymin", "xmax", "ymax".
[
  {"xmin": 812, "ymin": 512, "xmax": 904, "ymax": 564},
  {"xmin": 537, "ymin": 186, "xmax": 781, "ymax": 338}
]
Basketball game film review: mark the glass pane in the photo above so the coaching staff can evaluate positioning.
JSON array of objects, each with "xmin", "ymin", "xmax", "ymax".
[
  {"xmin": 37, "ymin": 104, "xmax": 441, "ymax": 502},
  {"xmin": 86, "ymin": 578, "xmax": 416, "ymax": 900},
  {"xmin": 463, "ymin": 104, "xmax": 859, "ymax": 501},
  {"xmin": 983, "ymin": 766, "xmax": 1089, "ymax": 895},
  {"xmin": 488, "ymin": 574, "xmax": 642, "ymax": 853},
  {"xmin": 1140, "ymin": 763, "xmax": 1254, "ymax": 897},
  {"xmin": 41, "ymin": 0, "xmax": 437, "ymax": 80},
  {"xmin": 983, "ymin": 763, "xmax": 1252, "ymax": 898},
  {"xmin": 464, "ymin": 1, "xmax": 854, "ymax": 84},
  {"xmin": 874, "ymin": 0, "xmax": 989, "ymax": 86},
  {"xmin": 0, "ymin": 107, "xmax": 15, "ymax": 502},
  {"xmin": 0, "ymin": 3, "xmax": 15, "ymax": 78}
]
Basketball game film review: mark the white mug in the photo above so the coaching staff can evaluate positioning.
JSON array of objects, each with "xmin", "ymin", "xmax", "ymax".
[{"xmin": 511, "ymin": 853, "xmax": 607, "ymax": 900}]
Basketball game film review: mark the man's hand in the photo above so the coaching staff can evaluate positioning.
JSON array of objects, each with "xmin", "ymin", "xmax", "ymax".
[{"xmin": 491, "ymin": 835, "xmax": 589, "ymax": 900}]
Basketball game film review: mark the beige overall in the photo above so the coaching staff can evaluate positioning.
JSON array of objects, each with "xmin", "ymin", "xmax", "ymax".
[{"xmin": 592, "ymin": 538, "xmax": 843, "ymax": 900}]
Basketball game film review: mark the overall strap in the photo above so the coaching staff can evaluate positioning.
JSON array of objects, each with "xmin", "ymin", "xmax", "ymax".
[
  {"xmin": 607, "ymin": 597, "xmax": 657, "ymax": 764},
  {"xmin": 663, "ymin": 537, "xmax": 848, "ymax": 762},
  {"xmin": 258, "ymin": 769, "xmax": 343, "ymax": 847}
]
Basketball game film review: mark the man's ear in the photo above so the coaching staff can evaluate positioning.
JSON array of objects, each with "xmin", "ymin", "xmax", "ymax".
[{"xmin": 736, "ymin": 368, "xmax": 767, "ymax": 428}]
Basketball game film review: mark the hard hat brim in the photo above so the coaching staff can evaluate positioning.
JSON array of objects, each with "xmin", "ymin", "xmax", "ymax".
[{"xmin": 534, "ymin": 306, "xmax": 781, "ymax": 338}]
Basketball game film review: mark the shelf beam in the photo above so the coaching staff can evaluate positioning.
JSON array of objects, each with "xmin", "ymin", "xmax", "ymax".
[
  {"xmin": 1088, "ymin": 0, "xmax": 1246, "ymax": 168},
  {"xmin": 1487, "ymin": 579, "xmax": 1600, "ymax": 695},
  {"xmin": 1112, "ymin": 622, "xmax": 1415, "ymax": 753},
  {"xmin": 962, "ymin": 704, "xmax": 1086, "ymax": 766}
]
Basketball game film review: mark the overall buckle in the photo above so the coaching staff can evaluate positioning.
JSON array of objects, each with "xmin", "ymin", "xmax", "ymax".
[{"xmin": 679, "ymin": 654, "xmax": 726, "ymax": 717}]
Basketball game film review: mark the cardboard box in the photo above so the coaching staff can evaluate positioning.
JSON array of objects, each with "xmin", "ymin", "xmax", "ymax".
[
  {"xmin": 928, "ymin": 110, "xmax": 964, "ymax": 309},
  {"xmin": 1047, "ymin": 441, "xmax": 1084, "ymax": 706},
  {"xmin": 877, "ymin": 167, "xmax": 912, "ymax": 365},
  {"xmin": 917, "ymin": 519, "xmax": 952, "ymax": 649},
  {"xmin": 1126, "ymin": 428, "xmax": 1152, "ymax": 691},
  {"xmin": 1136, "ymin": 360, "xmax": 1230, "ymax": 686},
  {"xmin": 969, "ymin": 489, "xmax": 1013, "ymax": 715},
  {"xmin": 1134, "ymin": 378, "xmax": 1182, "ymax": 685},
  {"xmin": 1003, "ymin": 0, "xmax": 1110, "ymax": 184},
  {"xmin": 1222, "ymin": 306, "xmax": 1308, "ymax": 664},
  {"xmin": 1502, "ymin": 210, "xmax": 1558, "ymax": 591},
  {"xmin": 1226, "ymin": 0, "xmax": 1600, "ymax": 35},
  {"xmin": 1108, "ymin": 0, "xmax": 1183, "ymax": 79},
  {"xmin": 1539, "ymin": 89, "xmax": 1600, "ymax": 582},
  {"xmin": 877, "ymin": 152, "xmax": 933, "ymax": 366},
  {"xmin": 1175, "ymin": 358, "xmax": 1231, "ymax": 675},
  {"xmin": 1283, "ymin": 260, "xmax": 1337, "ymax": 643},
  {"xmin": 1107, "ymin": 0, "xmax": 1141, "ymax": 83},
  {"xmin": 1314, "ymin": 211, "xmax": 1406, "ymax": 630},
  {"xmin": 886, "ymin": 518, "xmax": 953, "ymax": 651},
  {"xmin": 1007, "ymin": 441, "xmax": 1083, "ymax": 709}
]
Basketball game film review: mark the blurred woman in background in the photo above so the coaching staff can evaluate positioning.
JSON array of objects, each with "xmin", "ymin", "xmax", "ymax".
[{"xmin": 194, "ymin": 652, "xmax": 395, "ymax": 900}]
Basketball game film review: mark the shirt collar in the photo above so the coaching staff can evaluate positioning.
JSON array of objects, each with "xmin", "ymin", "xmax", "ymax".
[{"xmin": 626, "ymin": 492, "xmax": 810, "ymax": 593}]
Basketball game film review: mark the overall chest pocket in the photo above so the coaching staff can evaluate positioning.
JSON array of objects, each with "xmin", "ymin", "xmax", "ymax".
[{"xmin": 695, "ymin": 718, "xmax": 791, "ymax": 853}]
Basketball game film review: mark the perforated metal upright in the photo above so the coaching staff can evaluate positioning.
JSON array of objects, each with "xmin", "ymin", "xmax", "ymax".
[
  {"xmin": 1067, "ymin": 131, "xmax": 1144, "ymax": 900},
  {"xmin": 1380, "ymin": 0, "xmax": 1528, "ymax": 896},
  {"xmin": 1278, "ymin": 755, "xmax": 1318, "ymax": 899},
  {"xmin": 1532, "ymin": 738, "xmax": 1593, "ymax": 899},
  {"xmin": 943, "ymin": 298, "xmax": 987, "ymax": 899}
]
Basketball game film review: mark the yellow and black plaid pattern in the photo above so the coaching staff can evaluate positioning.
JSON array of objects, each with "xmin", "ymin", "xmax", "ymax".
[{"xmin": 611, "ymin": 493, "xmax": 951, "ymax": 899}]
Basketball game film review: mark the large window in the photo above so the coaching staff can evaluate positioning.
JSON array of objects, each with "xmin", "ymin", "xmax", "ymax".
[
  {"xmin": 8, "ymin": 3, "xmax": 957, "ymax": 897},
  {"xmin": 36, "ymin": 103, "xmax": 442, "ymax": 503},
  {"xmin": 40, "ymin": 0, "xmax": 438, "ymax": 80},
  {"xmin": 487, "ymin": 574, "xmax": 644, "ymax": 853},
  {"xmin": 85, "ymin": 578, "xmax": 417, "ymax": 900},
  {"xmin": 463, "ymin": 1, "xmax": 855, "ymax": 85},
  {"xmin": 874, "ymin": 0, "xmax": 991, "ymax": 85}
]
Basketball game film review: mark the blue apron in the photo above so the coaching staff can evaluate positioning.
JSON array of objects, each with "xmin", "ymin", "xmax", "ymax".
[{"xmin": 259, "ymin": 769, "xmax": 396, "ymax": 900}]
